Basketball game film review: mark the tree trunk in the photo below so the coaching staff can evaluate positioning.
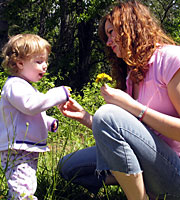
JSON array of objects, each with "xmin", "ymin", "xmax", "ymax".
[
  {"xmin": 0, "ymin": 20, "xmax": 8, "ymax": 48},
  {"xmin": 77, "ymin": 20, "xmax": 93, "ymax": 89},
  {"xmin": 0, "ymin": 0, "xmax": 9, "ymax": 64}
]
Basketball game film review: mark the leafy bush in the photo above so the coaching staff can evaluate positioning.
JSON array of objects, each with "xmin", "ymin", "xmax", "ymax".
[{"xmin": 0, "ymin": 71, "xmax": 8, "ymax": 97}]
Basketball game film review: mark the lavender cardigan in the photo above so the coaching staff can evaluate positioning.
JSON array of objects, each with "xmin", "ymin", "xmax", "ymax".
[{"xmin": 0, "ymin": 77, "xmax": 68, "ymax": 152}]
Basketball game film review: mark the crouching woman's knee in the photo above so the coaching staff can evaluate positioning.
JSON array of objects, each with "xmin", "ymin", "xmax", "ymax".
[{"xmin": 92, "ymin": 104, "xmax": 123, "ymax": 139}]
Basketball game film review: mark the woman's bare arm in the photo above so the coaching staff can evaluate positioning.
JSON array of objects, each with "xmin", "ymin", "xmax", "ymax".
[{"xmin": 100, "ymin": 70, "xmax": 180, "ymax": 141}]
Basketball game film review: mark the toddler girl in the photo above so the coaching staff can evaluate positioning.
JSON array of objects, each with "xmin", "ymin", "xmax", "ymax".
[{"xmin": 0, "ymin": 34, "xmax": 70, "ymax": 199}]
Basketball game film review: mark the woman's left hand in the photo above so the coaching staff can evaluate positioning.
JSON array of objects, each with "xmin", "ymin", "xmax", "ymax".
[{"xmin": 100, "ymin": 84, "xmax": 135, "ymax": 110}]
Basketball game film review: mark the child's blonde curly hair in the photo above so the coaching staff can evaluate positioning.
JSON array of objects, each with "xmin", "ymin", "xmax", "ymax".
[{"xmin": 1, "ymin": 34, "xmax": 51, "ymax": 75}]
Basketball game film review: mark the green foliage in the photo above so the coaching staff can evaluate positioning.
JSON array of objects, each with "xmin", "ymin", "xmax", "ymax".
[
  {"xmin": 76, "ymin": 81, "xmax": 105, "ymax": 114},
  {"xmin": 32, "ymin": 73, "xmax": 57, "ymax": 93},
  {"xmin": 76, "ymin": 0, "xmax": 116, "ymax": 23},
  {"xmin": 142, "ymin": 0, "xmax": 180, "ymax": 43},
  {"xmin": 0, "ymin": 71, "xmax": 8, "ymax": 97},
  {"xmin": 1, "ymin": 0, "xmax": 115, "ymax": 91},
  {"xmin": 1, "ymin": 0, "xmax": 180, "ymax": 91}
]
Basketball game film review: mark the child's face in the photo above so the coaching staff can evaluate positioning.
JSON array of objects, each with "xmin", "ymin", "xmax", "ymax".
[{"xmin": 17, "ymin": 50, "xmax": 48, "ymax": 82}]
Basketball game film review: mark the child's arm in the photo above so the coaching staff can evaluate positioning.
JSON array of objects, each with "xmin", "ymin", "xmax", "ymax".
[{"xmin": 5, "ymin": 78, "xmax": 70, "ymax": 115}]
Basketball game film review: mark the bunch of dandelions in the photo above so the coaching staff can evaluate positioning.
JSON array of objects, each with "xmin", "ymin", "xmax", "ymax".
[{"xmin": 95, "ymin": 73, "xmax": 112, "ymax": 86}]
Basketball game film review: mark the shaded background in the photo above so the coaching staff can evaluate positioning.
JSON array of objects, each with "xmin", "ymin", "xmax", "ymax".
[{"xmin": 0, "ymin": 0, "xmax": 180, "ymax": 91}]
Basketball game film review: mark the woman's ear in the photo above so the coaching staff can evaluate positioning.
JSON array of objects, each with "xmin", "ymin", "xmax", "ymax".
[{"xmin": 16, "ymin": 60, "xmax": 24, "ymax": 70}]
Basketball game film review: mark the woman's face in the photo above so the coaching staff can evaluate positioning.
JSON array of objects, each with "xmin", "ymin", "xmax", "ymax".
[{"xmin": 105, "ymin": 20, "xmax": 124, "ymax": 58}]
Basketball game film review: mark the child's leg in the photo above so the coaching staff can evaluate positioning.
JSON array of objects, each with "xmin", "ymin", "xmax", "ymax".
[{"xmin": 1, "ymin": 150, "xmax": 39, "ymax": 200}]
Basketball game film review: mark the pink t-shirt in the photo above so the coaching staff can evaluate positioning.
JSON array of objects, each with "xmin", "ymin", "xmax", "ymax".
[{"xmin": 126, "ymin": 45, "xmax": 180, "ymax": 156}]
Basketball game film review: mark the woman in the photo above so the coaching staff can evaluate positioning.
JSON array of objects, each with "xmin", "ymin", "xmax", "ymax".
[{"xmin": 58, "ymin": 1, "xmax": 180, "ymax": 199}]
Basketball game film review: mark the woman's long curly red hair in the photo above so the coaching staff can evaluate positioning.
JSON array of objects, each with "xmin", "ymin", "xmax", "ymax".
[{"xmin": 98, "ymin": 0, "xmax": 175, "ymax": 90}]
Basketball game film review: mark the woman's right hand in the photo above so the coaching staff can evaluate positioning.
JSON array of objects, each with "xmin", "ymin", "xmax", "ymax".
[
  {"xmin": 100, "ymin": 84, "xmax": 135, "ymax": 110},
  {"xmin": 58, "ymin": 97, "xmax": 93, "ymax": 129}
]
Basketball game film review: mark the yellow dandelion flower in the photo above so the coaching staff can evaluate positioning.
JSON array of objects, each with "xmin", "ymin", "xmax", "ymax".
[
  {"xmin": 65, "ymin": 86, "xmax": 72, "ymax": 91},
  {"xmin": 96, "ymin": 73, "xmax": 112, "ymax": 85}
]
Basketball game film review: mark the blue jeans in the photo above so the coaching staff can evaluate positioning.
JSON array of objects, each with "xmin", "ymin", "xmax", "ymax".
[
  {"xmin": 59, "ymin": 104, "xmax": 180, "ymax": 199},
  {"xmin": 59, "ymin": 146, "xmax": 105, "ymax": 194}
]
